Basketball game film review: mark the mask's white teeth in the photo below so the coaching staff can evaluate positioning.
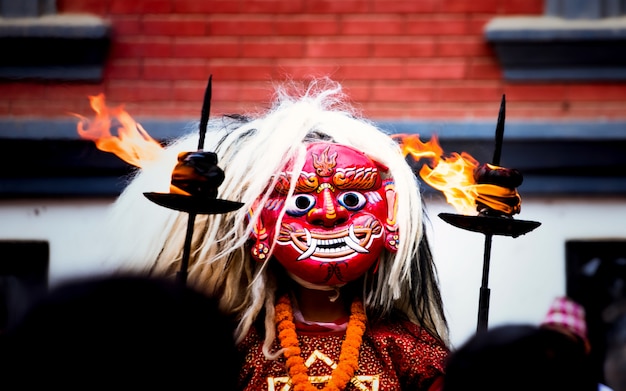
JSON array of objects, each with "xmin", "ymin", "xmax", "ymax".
[
  {"xmin": 346, "ymin": 225, "xmax": 368, "ymax": 253},
  {"xmin": 298, "ymin": 229, "xmax": 318, "ymax": 260}
]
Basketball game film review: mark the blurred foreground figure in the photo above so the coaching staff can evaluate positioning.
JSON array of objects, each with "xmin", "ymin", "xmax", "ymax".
[
  {"xmin": 441, "ymin": 323, "xmax": 597, "ymax": 391},
  {"xmin": 0, "ymin": 275, "xmax": 239, "ymax": 389},
  {"xmin": 604, "ymin": 299, "xmax": 626, "ymax": 391},
  {"xmin": 540, "ymin": 296, "xmax": 614, "ymax": 390}
]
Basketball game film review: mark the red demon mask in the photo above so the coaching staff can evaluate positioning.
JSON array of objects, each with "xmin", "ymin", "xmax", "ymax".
[{"xmin": 250, "ymin": 143, "xmax": 399, "ymax": 287}]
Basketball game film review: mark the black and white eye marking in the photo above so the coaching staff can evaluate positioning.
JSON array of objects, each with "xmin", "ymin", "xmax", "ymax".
[
  {"xmin": 337, "ymin": 191, "xmax": 367, "ymax": 211},
  {"xmin": 285, "ymin": 194, "xmax": 316, "ymax": 216}
]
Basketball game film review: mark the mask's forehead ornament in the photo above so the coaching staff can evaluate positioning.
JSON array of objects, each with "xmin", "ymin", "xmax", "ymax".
[{"xmin": 312, "ymin": 145, "xmax": 337, "ymax": 177}]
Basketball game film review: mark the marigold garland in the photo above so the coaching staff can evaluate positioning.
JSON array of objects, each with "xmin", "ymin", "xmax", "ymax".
[{"xmin": 275, "ymin": 294, "xmax": 367, "ymax": 391}]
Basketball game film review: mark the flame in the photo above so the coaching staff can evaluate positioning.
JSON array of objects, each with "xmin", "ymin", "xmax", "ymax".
[
  {"xmin": 75, "ymin": 93, "xmax": 164, "ymax": 168},
  {"xmin": 394, "ymin": 133, "xmax": 519, "ymax": 216}
]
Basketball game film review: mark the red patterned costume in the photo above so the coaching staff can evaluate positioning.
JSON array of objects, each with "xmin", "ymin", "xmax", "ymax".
[{"xmin": 239, "ymin": 318, "xmax": 448, "ymax": 391}]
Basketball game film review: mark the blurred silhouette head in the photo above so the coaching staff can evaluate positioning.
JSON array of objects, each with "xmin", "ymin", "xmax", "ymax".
[
  {"xmin": 1, "ymin": 274, "xmax": 240, "ymax": 389},
  {"xmin": 541, "ymin": 296, "xmax": 590, "ymax": 353},
  {"xmin": 442, "ymin": 324, "xmax": 596, "ymax": 391}
]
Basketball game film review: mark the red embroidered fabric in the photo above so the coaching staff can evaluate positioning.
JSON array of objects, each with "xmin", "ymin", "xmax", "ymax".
[{"xmin": 237, "ymin": 318, "xmax": 448, "ymax": 391}]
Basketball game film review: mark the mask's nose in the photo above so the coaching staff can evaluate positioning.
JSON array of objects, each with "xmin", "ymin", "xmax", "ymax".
[{"xmin": 306, "ymin": 188, "xmax": 349, "ymax": 228}]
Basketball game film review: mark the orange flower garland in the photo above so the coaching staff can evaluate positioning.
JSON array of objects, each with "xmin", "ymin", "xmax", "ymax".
[{"xmin": 275, "ymin": 294, "xmax": 367, "ymax": 391}]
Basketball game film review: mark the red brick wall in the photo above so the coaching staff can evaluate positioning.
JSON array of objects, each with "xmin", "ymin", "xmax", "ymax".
[{"xmin": 3, "ymin": 0, "xmax": 625, "ymax": 121}]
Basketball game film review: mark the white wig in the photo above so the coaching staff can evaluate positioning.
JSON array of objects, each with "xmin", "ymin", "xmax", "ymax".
[{"xmin": 99, "ymin": 78, "xmax": 449, "ymax": 356}]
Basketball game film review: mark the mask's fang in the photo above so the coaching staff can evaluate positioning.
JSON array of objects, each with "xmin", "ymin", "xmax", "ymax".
[{"xmin": 346, "ymin": 226, "xmax": 368, "ymax": 253}]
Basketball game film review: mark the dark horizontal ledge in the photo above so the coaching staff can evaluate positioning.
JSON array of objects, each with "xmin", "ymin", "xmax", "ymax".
[
  {"xmin": 6, "ymin": 118, "xmax": 624, "ymax": 141},
  {"xmin": 0, "ymin": 14, "xmax": 110, "ymax": 81},
  {"xmin": 0, "ymin": 118, "xmax": 625, "ymax": 198},
  {"xmin": 501, "ymin": 67, "xmax": 626, "ymax": 81},
  {"xmin": 485, "ymin": 16, "xmax": 626, "ymax": 81},
  {"xmin": 485, "ymin": 16, "xmax": 626, "ymax": 41},
  {"xmin": 0, "ymin": 177, "xmax": 132, "ymax": 198},
  {"xmin": 0, "ymin": 119, "xmax": 194, "ymax": 141},
  {"xmin": 0, "ymin": 14, "xmax": 110, "ymax": 38},
  {"xmin": 0, "ymin": 66, "xmax": 107, "ymax": 81}
]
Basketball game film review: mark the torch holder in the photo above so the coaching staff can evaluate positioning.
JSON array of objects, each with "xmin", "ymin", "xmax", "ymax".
[
  {"xmin": 439, "ymin": 212, "xmax": 540, "ymax": 333},
  {"xmin": 439, "ymin": 213, "xmax": 541, "ymax": 239},
  {"xmin": 143, "ymin": 191, "xmax": 243, "ymax": 286}
]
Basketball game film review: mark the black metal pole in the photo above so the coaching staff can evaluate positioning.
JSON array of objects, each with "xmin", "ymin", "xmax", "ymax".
[
  {"xmin": 477, "ymin": 233, "xmax": 492, "ymax": 332},
  {"xmin": 144, "ymin": 75, "xmax": 243, "ymax": 286},
  {"xmin": 177, "ymin": 212, "xmax": 197, "ymax": 285},
  {"xmin": 492, "ymin": 94, "xmax": 505, "ymax": 166},
  {"xmin": 197, "ymin": 75, "xmax": 212, "ymax": 151},
  {"xmin": 176, "ymin": 74, "xmax": 212, "ymax": 286},
  {"xmin": 476, "ymin": 94, "xmax": 505, "ymax": 332}
]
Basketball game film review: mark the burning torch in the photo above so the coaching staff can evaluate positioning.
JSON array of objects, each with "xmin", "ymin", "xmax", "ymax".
[
  {"xmin": 143, "ymin": 75, "xmax": 244, "ymax": 285},
  {"xmin": 76, "ymin": 75, "xmax": 245, "ymax": 286},
  {"xmin": 396, "ymin": 95, "xmax": 541, "ymax": 333}
]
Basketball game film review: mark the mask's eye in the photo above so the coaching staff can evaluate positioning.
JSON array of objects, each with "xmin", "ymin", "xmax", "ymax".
[
  {"xmin": 285, "ymin": 194, "xmax": 316, "ymax": 216},
  {"xmin": 337, "ymin": 191, "xmax": 366, "ymax": 211}
]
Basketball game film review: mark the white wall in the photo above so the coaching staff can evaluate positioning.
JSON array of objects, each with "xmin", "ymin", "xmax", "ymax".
[
  {"xmin": 0, "ymin": 198, "xmax": 114, "ymax": 284},
  {"xmin": 1, "ymin": 196, "xmax": 625, "ymax": 348}
]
